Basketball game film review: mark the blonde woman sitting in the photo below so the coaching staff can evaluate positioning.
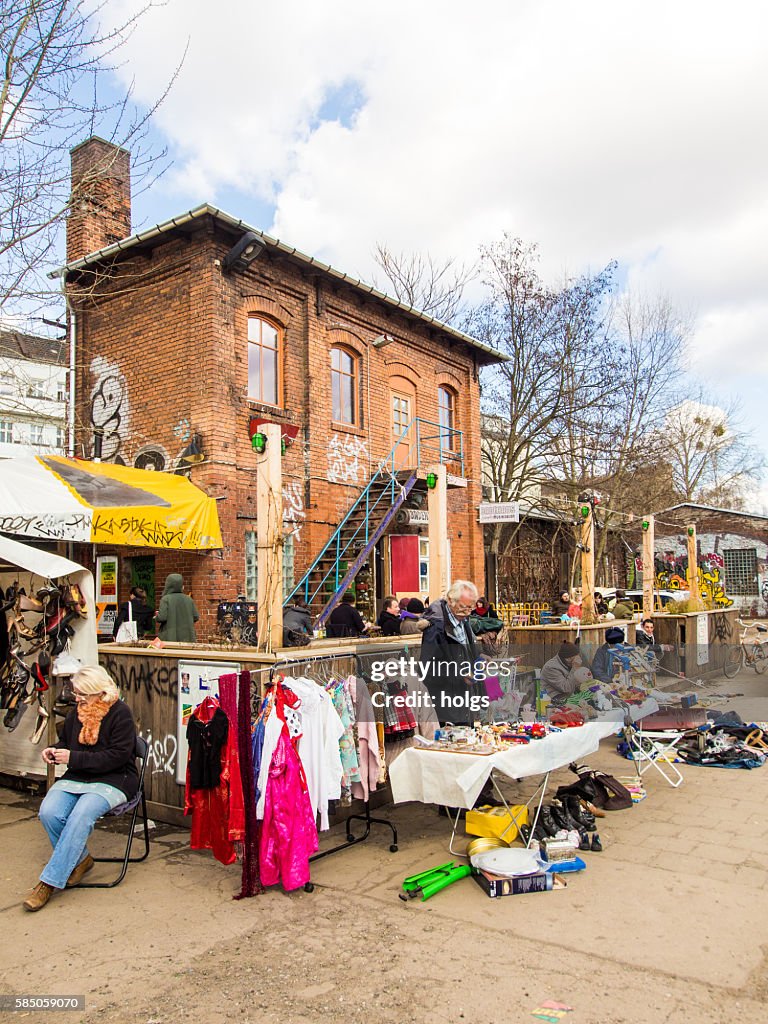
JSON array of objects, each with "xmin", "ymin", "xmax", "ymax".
[{"xmin": 25, "ymin": 666, "xmax": 138, "ymax": 912}]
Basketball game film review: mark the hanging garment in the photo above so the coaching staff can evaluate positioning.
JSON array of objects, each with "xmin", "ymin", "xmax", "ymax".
[
  {"xmin": 383, "ymin": 681, "xmax": 417, "ymax": 737},
  {"xmin": 285, "ymin": 676, "xmax": 344, "ymax": 831},
  {"xmin": 184, "ymin": 697, "xmax": 244, "ymax": 864},
  {"xmin": 350, "ymin": 675, "xmax": 382, "ymax": 802},
  {"xmin": 259, "ymin": 722, "xmax": 319, "ymax": 890},
  {"xmin": 365, "ymin": 678, "xmax": 388, "ymax": 783},
  {"xmin": 187, "ymin": 707, "xmax": 229, "ymax": 788},
  {"xmin": 326, "ymin": 678, "xmax": 361, "ymax": 805}
]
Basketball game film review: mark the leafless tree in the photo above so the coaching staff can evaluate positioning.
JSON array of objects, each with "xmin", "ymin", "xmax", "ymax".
[
  {"xmin": 371, "ymin": 242, "xmax": 475, "ymax": 324},
  {"xmin": 0, "ymin": 0, "xmax": 183, "ymax": 324},
  {"xmin": 662, "ymin": 391, "xmax": 766, "ymax": 508}
]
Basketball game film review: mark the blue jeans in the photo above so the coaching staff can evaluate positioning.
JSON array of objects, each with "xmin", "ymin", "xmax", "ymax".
[{"xmin": 38, "ymin": 789, "xmax": 110, "ymax": 889}]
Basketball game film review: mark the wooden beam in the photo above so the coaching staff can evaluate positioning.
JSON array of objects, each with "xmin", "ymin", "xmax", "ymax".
[
  {"xmin": 255, "ymin": 422, "xmax": 284, "ymax": 651},
  {"xmin": 427, "ymin": 464, "xmax": 448, "ymax": 599},
  {"xmin": 642, "ymin": 514, "xmax": 655, "ymax": 619},
  {"xmin": 580, "ymin": 506, "xmax": 597, "ymax": 624}
]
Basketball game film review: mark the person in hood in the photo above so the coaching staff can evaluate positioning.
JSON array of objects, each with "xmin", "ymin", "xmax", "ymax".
[
  {"xmin": 400, "ymin": 597, "xmax": 428, "ymax": 635},
  {"xmin": 283, "ymin": 598, "xmax": 312, "ymax": 646},
  {"xmin": 156, "ymin": 573, "xmax": 199, "ymax": 642},
  {"xmin": 419, "ymin": 580, "xmax": 482, "ymax": 725}
]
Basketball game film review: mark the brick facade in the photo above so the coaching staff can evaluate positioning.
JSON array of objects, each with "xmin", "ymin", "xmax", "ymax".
[{"xmin": 64, "ymin": 140, "xmax": 494, "ymax": 638}]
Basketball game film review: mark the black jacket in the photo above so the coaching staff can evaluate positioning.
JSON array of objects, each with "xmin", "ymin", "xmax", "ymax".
[
  {"xmin": 55, "ymin": 700, "xmax": 139, "ymax": 800},
  {"xmin": 283, "ymin": 604, "xmax": 312, "ymax": 645},
  {"xmin": 327, "ymin": 603, "xmax": 366, "ymax": 638},
  {"xmin": 113, "ymin": 597, "xmax": 155, "ymax": 638},
  {"xmin": 420, "ymin": 599, "xmax": 481, "ymax": 725},
  {"xmin": 377, "ymin": 610, "xmax": 402, "ymax": 636}
]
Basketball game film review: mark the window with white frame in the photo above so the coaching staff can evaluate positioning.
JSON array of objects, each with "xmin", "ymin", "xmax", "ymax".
[
  {"xmin": 419, "ymin": 536, "xmax": 429, "ymax": 594},
  {"xmin": 27, "ymin": 380, "xmax": 46, "ymax": 400},
  {"xmin": 244, "ymin": 530, "xmax": 296, "ymax": 602},
  {"xmin": 29, "ymin": 424, "xmax": 45, "ymax": 445},
  {"xmin": 55, "ymin": 426, "xmax": 66, "ymax": 450},
  {"xmin": 0, "ymin": 420, "xmax": 13, "ymax": 444}
]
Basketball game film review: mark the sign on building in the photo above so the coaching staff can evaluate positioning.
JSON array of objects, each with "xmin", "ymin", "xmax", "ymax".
[{"xmin": 478, "ymin": 502, "xmax": 520, "ymax": 524}]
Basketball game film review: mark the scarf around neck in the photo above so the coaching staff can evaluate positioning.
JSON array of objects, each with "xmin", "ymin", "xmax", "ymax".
[{"xmin": 77, "ymin": 697, "xmax": 117, "ymax": 746}]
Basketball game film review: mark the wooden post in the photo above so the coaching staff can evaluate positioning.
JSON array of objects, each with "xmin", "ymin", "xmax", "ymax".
[
  {"xmin": 642, "ymin": 514, "xmax": 655, "ymax": 619},
  {"xmin": 255, "ymin": 423, "xmax": 284, "ymax": 651},
  {"xmin": 427, "ymin": 464, "xmax": 448, "ymax": 599},
  {"xmin": 580, "ymin": 505, "xmax": 597, "ymax": 625},
  {"xmin": 686, "ymin": 524, "xmax": 705, "ymax": 611}
]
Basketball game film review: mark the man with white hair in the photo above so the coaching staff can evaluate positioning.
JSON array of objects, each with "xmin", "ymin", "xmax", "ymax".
[{"xmin": 420, "ymin": 579, "xmax": 482, "ymax": 726}]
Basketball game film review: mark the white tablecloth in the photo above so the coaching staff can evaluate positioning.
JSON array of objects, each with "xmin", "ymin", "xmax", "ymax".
[{"xmin": 389, "ymin": 721, "xmax": 624, "ymax": 808}]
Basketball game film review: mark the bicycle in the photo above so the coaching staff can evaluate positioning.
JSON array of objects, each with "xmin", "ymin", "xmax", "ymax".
[{"xmin": 723, "ymin": 618, "xmax": 768, "ymax": 678}]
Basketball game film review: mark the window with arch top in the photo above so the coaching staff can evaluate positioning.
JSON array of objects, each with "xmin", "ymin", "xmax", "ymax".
[
  {"xmin": 438, "ymin": 385, "xmax": 456, "ymax": 449},
  {"xmin": 331, "ymin": 346, "xmax": 358, "ymax": 425},
  {"xmin": 247, "ymin": 315, "xmax": 280, "ymax": 406}
]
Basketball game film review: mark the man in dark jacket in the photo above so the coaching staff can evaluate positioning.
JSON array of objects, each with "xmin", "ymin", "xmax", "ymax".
[
  {"xmin": 326, "ymin": 592, "xmax": 367, "ymax": 638},
  {"xmin": 377, "ymin": 596, "xmax": 402, "ymax": 636},
  {"xmin": 112, "ymin": 587, "xmax": 154, "ymax": 639},
  {"xmin": 419, "ymin": 580, "xmax": 483, "ymax": 725},
  {"xmin": 591, "ymin": 626, "xmax": 627, "ymax": 683},
  {"xmin": 156, "ymin": 573, "xmax": 199, "ymax": 643}
]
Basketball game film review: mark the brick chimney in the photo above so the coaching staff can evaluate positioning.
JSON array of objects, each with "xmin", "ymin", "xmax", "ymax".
[{"xmin": 67, "ymin": 137, "xmax": 131, "ymax": 263}]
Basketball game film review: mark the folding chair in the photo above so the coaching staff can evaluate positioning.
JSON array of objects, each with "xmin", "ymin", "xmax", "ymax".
[
  {"xmin": 75, "ymin": 735, "xmax": 151, "ymax": 888},
  {"xmin": 625, "ymin": 722, "xmax": 685, "ymax": 788}
]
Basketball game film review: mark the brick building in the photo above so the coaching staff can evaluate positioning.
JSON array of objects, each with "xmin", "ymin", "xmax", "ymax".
[{"xmin": 56, "ymin": 138, "xmax": 502, "ymax": 636}]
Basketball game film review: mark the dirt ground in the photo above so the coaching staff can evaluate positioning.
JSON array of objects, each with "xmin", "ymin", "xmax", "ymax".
[{"xmin": 1, "ymin": 670, "xmax": 767, "ymax": 1024}]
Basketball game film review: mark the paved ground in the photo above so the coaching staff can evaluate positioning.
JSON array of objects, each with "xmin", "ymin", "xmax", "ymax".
[{"xmin": 1, "ymin": 670, "xmax": 767, "ymax": 1024}]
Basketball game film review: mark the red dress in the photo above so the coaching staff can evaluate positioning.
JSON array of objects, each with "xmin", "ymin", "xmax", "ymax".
[{"xmin": 184, "ymin": 697, "xmax": 245, "ymax": 865}]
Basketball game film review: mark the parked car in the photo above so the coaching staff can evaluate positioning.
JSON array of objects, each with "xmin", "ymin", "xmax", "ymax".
[{"xmin": 598, "ymin": 588, "xmax": 689, "ymax": 610}]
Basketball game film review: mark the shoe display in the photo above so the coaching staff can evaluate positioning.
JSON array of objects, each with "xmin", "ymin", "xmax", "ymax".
[
  {"xmin": 579, "ymin": 832, "xmax": 591, "ymax": 851},
  {"xmin": 566, "ymin": 794, "xmax": 596, "ymax": 831},
  {"xmin": 591, "ymin": 833, "xmax": 603, "ymax": 852},
  {"xmin": 538, "ymin": 806, "xmax": 560, "ymax": 837},
  {"xmin": 66, "ymin": 854, "xmax": 94, "ymax": 887},
  {"xmin": 23, "ymin": 881, "xmax": 56, "ymax": 912}
]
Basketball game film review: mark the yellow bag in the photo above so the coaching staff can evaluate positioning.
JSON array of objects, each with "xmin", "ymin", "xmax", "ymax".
[{"xmin": 465, "ymin": 804, "xmax": 529, "ymax": 842}]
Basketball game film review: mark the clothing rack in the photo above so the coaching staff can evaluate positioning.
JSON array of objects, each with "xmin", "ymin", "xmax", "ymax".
[{"xmin": 265, "ymin": 652, "xmax": 398, "ymax": 887}]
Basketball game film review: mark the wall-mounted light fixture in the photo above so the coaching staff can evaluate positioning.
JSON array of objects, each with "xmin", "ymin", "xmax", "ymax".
[
  {"xmin": 222, "ymin": 231, "xmax": 266, "ymax": 273},
  {"xmin": 251, "ymin": 431, "xmax": 267, "ymax": 453},
  {"xmin": 425, "ymin": 472, "xmax": 437, "ymax": 490},
  {"xmin": 372, "ymin": 333, "xmax": 395, "ymax": 348}
]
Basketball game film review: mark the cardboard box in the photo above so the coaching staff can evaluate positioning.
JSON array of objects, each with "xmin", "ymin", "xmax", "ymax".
[
  {"xmin": 465, "ymin": 804, "xmax": 529, "ymax": 841},
  {"xmin": 472, "ymin": 868, "xmax": 562, "ymax": 898}
]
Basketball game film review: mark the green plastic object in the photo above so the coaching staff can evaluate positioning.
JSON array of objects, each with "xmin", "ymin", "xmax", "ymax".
[
  {"xmin": 403, "ymin": 862, "xmax": 455, "ymax": 890},
  {"xmin": 419, "ymin": 865, "xmax": 471, "ymax": 901}
]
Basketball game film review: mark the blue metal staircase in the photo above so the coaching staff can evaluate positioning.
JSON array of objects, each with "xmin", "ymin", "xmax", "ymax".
[{"xmin": 284, "ymin": 417, "xmax": 463, "ymax": 625}]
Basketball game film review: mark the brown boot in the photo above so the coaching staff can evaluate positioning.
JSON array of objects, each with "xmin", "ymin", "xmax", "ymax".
[
  {"xmin": 23, "ymin": 881, "xmax": 57, "ymax": 912},
  {"xmin": 66, "ymin": 854, "xmax": 94, "ymax": 887}
]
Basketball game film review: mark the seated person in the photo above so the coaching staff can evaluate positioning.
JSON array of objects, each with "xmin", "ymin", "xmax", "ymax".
[
  {"xmin": 540, "ymin": 642, "xmax": 582, "ymax": 705},
  {"xmin": 26, "ymin": 666, "xmax": 139, "ymax": 912},
  {"xmin": 552, "ymin": 591, "xmax": 572, "ymax": 617},
  {"xmin": 376, "ymin": 596, "xmax": 402, "ymax": 637},
  {"xmin": 590, "ymin": 626, "xmax": 626, "ymax": 683},
  {"xmin": 594, "ymin": 590, "xmax": 609, "ymax": 616},
  {"xmin": 636, "ymin": 618, "xmax": 672, "ymax": 659},
  {"xmin": 611, "ymin": 590, "xmax": 635, "ymax": 620},
  {"xmin": 474, "ymin": 596, "xmax": 499, "ymax": 619},
  {"xmin": 567, "ymin": 597, "xmax": 583, "ymax": 620},
  {"xmin": 326, "ymin": 592, "xmax": 367, "ymax": 638},
  {"xmin": 283, "ymin": 598, "xmax": 313, "ymax": 646}
]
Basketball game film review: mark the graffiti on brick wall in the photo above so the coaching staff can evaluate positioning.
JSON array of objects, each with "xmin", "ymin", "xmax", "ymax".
[
  {"xmin": 327, "ymin": 433, "xmax": 368, "ymax": 484},
  {"xmin": 90, "ymin": 356, "xmax": 129, "ymax": 463},
  {"xmin": 654, "ymin": 552, "xmax": 733, "ymax": 607},
  {"xmin": 283, "ymin": 479, "xmax": 305, "ymax": 540}
]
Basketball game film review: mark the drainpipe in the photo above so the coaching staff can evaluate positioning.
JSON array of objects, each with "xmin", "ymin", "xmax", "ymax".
[{"xmin": 62, "ymin": 278, "xmax": 76, "ymax": 458}]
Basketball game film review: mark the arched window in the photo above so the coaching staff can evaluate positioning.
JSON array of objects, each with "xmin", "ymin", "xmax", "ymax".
[
  {"xmin": 247, "ymin": 316, "xmax": 280, "ymax": 406},
  {"xmin": 438, "ymin": 386, "xmax": 456, "ymax": 449},
  {"xmin": 331, "ymin": 346, "xmax": 358, "ymax": 425}
]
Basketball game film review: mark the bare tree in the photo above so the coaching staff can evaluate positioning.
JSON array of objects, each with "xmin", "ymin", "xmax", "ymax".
[
  {"xmin": 0, "ymin": 0, "xmax": 182, "ymax": 323},
  {"xmin": 371, "ymin": 242, "xmax": 475, "ymax": 324},
  {"xmin": 471, "ymin": 235, "xmax": 617, "ymax": 568},
  {"xmin": 662, "ymin": 392, "xmax": 766, "ymax": 508}
]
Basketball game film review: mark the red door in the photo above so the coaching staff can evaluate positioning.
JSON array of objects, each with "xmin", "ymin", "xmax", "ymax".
[{"xmin": 390, "ymin": 535, "xmax": 420, "ymax": 593}]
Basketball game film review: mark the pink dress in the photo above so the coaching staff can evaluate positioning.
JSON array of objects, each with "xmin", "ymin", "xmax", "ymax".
[{"xmin": 259, "ymin": 728, "xmax": 319, "ymax": 891}]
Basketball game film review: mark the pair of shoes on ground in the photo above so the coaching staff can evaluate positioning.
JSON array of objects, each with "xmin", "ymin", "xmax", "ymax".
[{"xmin": 23, "ymin": 855, "xmax": 94, "ymax": 911}]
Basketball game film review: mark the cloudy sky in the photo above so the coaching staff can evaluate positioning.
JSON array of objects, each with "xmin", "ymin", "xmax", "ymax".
[{"xmin": 104, "ymin": 0, "xmax": 767, "ymax": 499}]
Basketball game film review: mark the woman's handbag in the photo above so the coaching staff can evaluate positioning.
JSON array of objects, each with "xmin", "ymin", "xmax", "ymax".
[{"xmin": 115, "ymin": 601, "xmax": 138, "ymax": 643}]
